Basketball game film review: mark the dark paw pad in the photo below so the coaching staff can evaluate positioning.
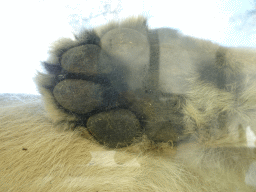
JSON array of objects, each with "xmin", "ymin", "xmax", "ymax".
[{"xmin": 87, "ymin": 109, "xmax": 141, "ymax": 148}]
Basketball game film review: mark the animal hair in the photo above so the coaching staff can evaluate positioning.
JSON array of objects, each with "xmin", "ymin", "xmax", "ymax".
[{"xmin": 1, "ymin": 16, "xmax": 256, "ymax": 191}]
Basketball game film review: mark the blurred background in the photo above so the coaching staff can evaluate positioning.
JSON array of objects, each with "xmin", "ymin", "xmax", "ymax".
[{"xmin": 0, "ymin": 0, "xmax": 255, "ymax": 94}]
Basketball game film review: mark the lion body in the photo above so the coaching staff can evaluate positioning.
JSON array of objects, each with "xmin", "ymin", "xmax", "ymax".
[{"xmin": 1, "ymin": 16, "xmax": 256, "ymax": 191}]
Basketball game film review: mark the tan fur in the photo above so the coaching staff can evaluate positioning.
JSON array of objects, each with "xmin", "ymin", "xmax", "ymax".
[
  {"xmin": 0, "ymin": 95, "xmax": 255, "ymax": 191},
  {"xmin": 1, "ymin": 16, "xmax": 256, "ymax": 191}
]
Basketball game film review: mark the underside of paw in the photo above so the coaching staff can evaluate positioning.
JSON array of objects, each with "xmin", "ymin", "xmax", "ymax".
[{"xmin": 38, "ymin": 21, "xmax": 183, "ymax": 148}]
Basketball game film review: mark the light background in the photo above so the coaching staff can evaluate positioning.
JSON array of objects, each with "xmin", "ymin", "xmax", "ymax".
[{"xmin": 0, "ymin": 0, "xmax": 255, "ymax": 94}]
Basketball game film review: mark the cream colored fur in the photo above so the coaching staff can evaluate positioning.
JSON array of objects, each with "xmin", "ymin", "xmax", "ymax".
[{"xmin": 0, "ymin": 94, "xmax": 255, "ymax": 191}]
